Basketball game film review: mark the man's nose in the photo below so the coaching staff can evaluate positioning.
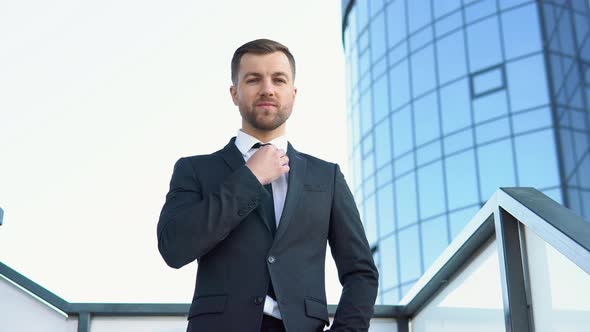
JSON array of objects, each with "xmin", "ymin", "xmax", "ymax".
[{"xmin": 259, "ymin": 78, "xmax": 275, "ymax": 96}]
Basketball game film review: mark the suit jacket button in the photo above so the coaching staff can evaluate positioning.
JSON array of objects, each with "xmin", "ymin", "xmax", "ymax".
[
  {"xmin": 267, "ymin": 256, "xmax": 276, "ymax": 264},
  {"xmin": 238, "ymin": 209, "xmax": 246, "ymax": 216},
  {"xmin": 254, "ymin": 296, "xmax": 264, "ymax": 305}
]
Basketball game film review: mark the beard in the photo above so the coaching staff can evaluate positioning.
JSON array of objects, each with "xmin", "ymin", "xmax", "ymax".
[{"xmin": 241, "ymin": 102, "xmax": 292, "ymax": 131}]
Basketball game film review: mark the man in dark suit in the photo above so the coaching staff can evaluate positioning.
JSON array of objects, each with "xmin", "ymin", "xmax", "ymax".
[{"xmin": 157, "ymin": 39, "xmax": 378, "ymax": 332}]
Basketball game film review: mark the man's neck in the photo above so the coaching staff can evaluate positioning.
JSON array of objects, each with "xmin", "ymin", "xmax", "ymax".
[{"xmin": 240, "ymin": 126, "xmax": 286, "ymax": 143}]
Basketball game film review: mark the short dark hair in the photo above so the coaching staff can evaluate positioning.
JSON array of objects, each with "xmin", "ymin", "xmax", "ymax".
[{"xmin": 231, "ymin": 39, "xmax": 296, "ymax": 85}]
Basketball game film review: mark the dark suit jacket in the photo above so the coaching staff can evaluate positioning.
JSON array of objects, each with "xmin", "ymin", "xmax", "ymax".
[{"xmin": 157, "ymin": 138, "xmax": 378, "ymax": 332}]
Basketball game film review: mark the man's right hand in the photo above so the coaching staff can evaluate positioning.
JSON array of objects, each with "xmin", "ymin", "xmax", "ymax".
[{"xmin": 246, "ymin": 145, "xmax": 290, "ymax": 185}]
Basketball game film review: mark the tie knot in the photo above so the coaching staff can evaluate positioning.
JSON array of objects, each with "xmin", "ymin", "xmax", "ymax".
[{"xmin": 252, "ymin": 142, "xmax": 272, "ymax": 149}]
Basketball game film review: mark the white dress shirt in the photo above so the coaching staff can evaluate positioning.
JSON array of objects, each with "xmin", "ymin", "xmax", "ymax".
[{"xmin": 234, "ymin": 130, "xmax": 288, "ymax": 319}]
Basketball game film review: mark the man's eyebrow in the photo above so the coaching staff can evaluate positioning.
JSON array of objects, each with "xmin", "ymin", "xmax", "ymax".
[
  {"xmin": 272, "ymin": 72, "xmax": 289, "ymax": 78},
  {"xmin": 243, "ymin": 72, "xmax": 262, "ymax": 78}
]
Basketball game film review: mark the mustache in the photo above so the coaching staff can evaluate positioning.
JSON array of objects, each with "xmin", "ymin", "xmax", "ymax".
[{"xmin": 255, "ymin": 98, "xmax": 280, "ymax": 105}]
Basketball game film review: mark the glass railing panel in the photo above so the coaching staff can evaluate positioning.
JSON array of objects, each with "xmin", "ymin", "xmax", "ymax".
[
  {"xmin": 411, "ymin": 237, "xmax": 504, "ymax": 332},
  {"xmin": 524, "ymin": 226, "xmax": 590, "ymax": 332}
]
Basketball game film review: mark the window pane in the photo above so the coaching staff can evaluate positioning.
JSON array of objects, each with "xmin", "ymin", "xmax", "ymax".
[
  {"xmin": 359, "ymin": 48, "xmax": 370, "ymax": 76},
  {"xmin": 407, "ymin": 0, "xmax": 432, "ymax": 32},
  {"xmin": 499, "ymin": 0, "xmax": 530, "ymax": 10},
  {"xmin": 449, "ymin": 205, "xmax": 480, "ymax": 238},
  {"xmin": 444, "ymin": 128, "xmax": 474, "ymax": 155},
  {"xmin": 411, "ymin": 45, "xmax": 436, "ymax": 96},
  {"xmin": 398, "ymin": 225, "xmax": 422, "ymax": 282},
  {"xmin": 388, "ymin": 41, "xmax": 409, "ymax": 67},
  {"xmin": 437, "ymin": 14, "xmax": 462, "ymax": 40},
  {"xmin": 353, "ymin": 148, "xmax": 362, "ymax": 191},
  {"xmin": 387, "ymin": 0, "xmax": 407, "ymax": 48},
  {"xmin": 437, "ymin": 30, "xmax": 467, "ymax": 84},
  {"xmin": 360, "ymin": 73, "xmax": 372, "ymax": 92},
  {"xmin": 501, "ymin": 4, "xmax": 543, "ymax": 59},
  {"xmin": 377, "ymin": 185, "xmax": 395, "ymax": 236},
  {"xmin": 401, "ymin": 282, "xmax": 417, "ymax": 297},
  {"xmin": 371, "ymin": 12, "xmax": 387, "ymax": 62},
  {"xmin": 477, "ymin": 139, "xmax": 517, "ymax": 200},
  {"xmin": 574, "ymin": 13, "xmax": 590, "ymax": 61},
  {"xmin": 369, "ymin": 0, "xmax": 384, "ymax": 17},
  {"xmin": 410, "ymin": 26, "xmax": 433, "ymax": 52},
  {"xmin": 373, "ymin": 74, "xmax": 390, "ymax": 124},
  {"xmin": 446, "ymin": 149, "xmax": 479, "ymax": 210},
  {"xmin": 515, "ymin": 130, "xmax": 560, "ymax": 189},
  {"xmin": 356, "ymin": 0, "xmax": 370, "ymax": 31},
  {"xmin": 571, "ymin": 110, "xmax": 589, "ymax": 131},
  {"xmin": 382, "ymin": 287, "xmax": 400, "ymax": 305},
  {"xmin": 421, "ymin": 216, "xmax": 450, "ymax": 270},
  {"xmin": 360, "ymin": 91, "xmax": 373, "ymax": 135},
  {"xmin": 348, "ymin": 5, "xmax": 358, "ymax": 41},
  {"xmin": 414, "ymin": 92, "xmax": 440, "ymax": 146},
  {"xmin": 418, "ymin": 161, "xmax": 446, "ymax": 219},
  {"xmin": 434, "ymin": 0, "xmax": 461, "ymax": 19},
  {"xmin": 364, "ymin": 175, "xmax": 376, "ymax": 200},
  {"xmin": 473, "ymin": 90, "xmax": 508, "ymax": 124},
  {"xmin": 396, "ymin": 173, "xmax": 418, "ymax": 228},
  {"xmin": 395, "ymin": 152, "xmax": 415, "ymax": 177},
  {"xmin": 362, "ymin": 133, "xmax": 373, "ymax": 156},
  {"xmin": 390, "ymin": 60, "xmax": 411, "ymax": 110},
  {"xmin": 372, "ymin": 56, "xmax": 388, "ymax": 78},
  {"xmin": 392, "ymin": 106, "xmax": 414, "ymax": 156},
  {"xmin": 377, "ymin": 163, "xmax": 393, "ymax": 187},
  {"xmin": 475, "ymin": 117, "xmax": 511, "ymax": 145},
  {"xmin": 512, "ymin": 107, "xmax": 552, "ymax": 134},
  {"xmin": 579, "ymin": 154, "xmax": 590, "ymax": 188},
  {"xmin": 507, "ymin": 54, "xmax": 549, "ymax": 111},
  {"xmin": 472, "ymin": 66, "xmax": 504, "ymax": 96},
  {"xmin": 416, "ymin": 140, "xmax": 442, "ymax": 166},
  {"xmin": 380, "ymin": 234, "xmax": 398, "ymax": 290},
  {"xmin": 467, "ymin": 16, "xmax": 503, "ymax": 72},
  {"xmin": 375, "ymin": 119, "xmax": 392, "ymax": 167},
  {"xmin": 363, "ymin": 195, "xmax": 378, "ymax": 246},
  {"xmin": 363, "ymin": 153, "xmax": 375, "ymax": 179},
  {"xmin": 465, "ymin": 0, "xmax": 497, "ymax": 23},
  {"xmin": 556, "ymin": 6, "xmax": 576, "ymax": 56},
  {"xmin": 440, "ymin": 79, "xmax": 472, "ymax": 134}
]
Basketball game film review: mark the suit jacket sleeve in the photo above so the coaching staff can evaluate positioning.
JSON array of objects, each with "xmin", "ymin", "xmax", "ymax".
[
  {"xmin": 157, "ymin": 157, "xmax": 268, "ymax": 268},
  {"xmin": 328, "ymin": 164, "xmax": 379, "ymax": 331}
]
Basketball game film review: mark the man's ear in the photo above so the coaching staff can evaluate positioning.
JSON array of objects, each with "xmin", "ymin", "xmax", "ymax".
[{"xmin": 229, "ymin": 85, "xmax": 238, "ymax": 106}]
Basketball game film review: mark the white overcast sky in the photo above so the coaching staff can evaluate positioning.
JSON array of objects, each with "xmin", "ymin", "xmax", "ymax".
[{"xmin": 0, "ymin": 0, "xmax": 349, "ymax": 303}]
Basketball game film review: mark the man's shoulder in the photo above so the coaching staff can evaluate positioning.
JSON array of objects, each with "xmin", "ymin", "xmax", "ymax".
[
  {"xmin": 295, "ymin": 150, "xmax": 337, "ymax": 171},
  {"xmin": 180, "ymin": 151, "xmax": 224, "ymax": 165}
]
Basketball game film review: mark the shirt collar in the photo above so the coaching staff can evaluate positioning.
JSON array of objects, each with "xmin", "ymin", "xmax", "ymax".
[{"xmin": 235, "ymin": 130, "xmax": 289, "ymax": 156}]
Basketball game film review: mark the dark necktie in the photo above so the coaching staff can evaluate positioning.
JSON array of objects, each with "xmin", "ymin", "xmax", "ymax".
[
  {"xmin": 251, "ymin": 143, "xmax": 277, "ymax": 236},
  {"xmin": 251, "ymin": 142, "xmax": 277, "ymax": 299}
]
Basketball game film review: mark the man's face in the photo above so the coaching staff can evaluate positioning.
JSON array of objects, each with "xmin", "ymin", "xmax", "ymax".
[{"xmin": 230, "ymin": 52, "xmax": 297, "ymax": 132}]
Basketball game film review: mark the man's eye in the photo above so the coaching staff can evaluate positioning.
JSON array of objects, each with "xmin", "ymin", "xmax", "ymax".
[
  {"xmin": 274, "ymin": 79, "xmax": 286, "ymax": 84},
  {"xmin": 246, "ymin": 79, "xmax": 258, "ymax": 83}
]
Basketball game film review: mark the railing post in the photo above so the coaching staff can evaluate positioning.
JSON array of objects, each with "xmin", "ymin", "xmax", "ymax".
[
  {"xmin": 78, "ymin": 312, "xmax": 91, "ymax": 332},
  {"xmin": 396, "ymin": 316, "xmax": 409, "ymax": 332},
  {"xmin": 494, "ymin": 207, "xmax": 532, "ymax": 332}
]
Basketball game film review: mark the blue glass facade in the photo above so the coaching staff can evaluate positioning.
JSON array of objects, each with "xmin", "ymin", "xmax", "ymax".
[{"xmin": 341, "ymin": 0, "xmax": 590, "ymax": 304}]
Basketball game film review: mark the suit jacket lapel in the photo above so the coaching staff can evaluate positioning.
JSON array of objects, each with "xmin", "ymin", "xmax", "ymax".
[
  {"xmin": 218, "ymin": 137, "xmax": 269, "ymax": 231},
  {"xmin": 274, "ymin": 142, "xmax": 306, "ymax": 243},
  {"xmin": 218, "ymin": 137, "xmax": 245, "ymax": 172}
]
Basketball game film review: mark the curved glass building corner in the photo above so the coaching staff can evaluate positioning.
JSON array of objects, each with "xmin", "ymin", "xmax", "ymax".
[{"xmin": 341, "ymin": 0, "xmax": 590, "ymax": 304}]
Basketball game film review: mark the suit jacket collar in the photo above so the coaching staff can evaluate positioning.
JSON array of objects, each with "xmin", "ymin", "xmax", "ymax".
[{"xmin": 218, "ymin": 137, "xmax": 245, "ymax": 171}]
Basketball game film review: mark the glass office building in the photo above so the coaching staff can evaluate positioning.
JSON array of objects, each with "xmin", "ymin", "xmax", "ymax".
[{"xmin": 341, "ymin": 0, "xmax": 590, "ymax": 304}]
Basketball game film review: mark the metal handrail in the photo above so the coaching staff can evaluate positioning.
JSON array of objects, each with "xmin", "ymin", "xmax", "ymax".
[{"xmin": 2, "ymin": 187, "xmax": 589, "ymax": 332}]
